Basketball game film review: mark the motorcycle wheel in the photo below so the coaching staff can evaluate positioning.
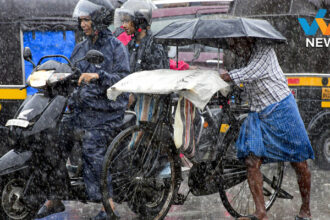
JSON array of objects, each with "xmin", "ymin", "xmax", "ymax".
[
  {"xmin": 101, "ymin": 124, "xmax": 181, "ymax": 220},
  {"xmin": 218, "ymin": 123, "xmax": 284, "ymax": 218},
  {"xmin": 0, "ymin": 177, "xmax": 38, "ymax": 220}
]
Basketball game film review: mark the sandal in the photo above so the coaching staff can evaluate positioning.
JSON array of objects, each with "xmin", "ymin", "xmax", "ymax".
[
  {"xmin": 295, "ymin": 215, "xmax": 312, "ymax": 220},
  {"xmin": 236, "ymin": 215, "xmax": 260, "ymax": 220}
]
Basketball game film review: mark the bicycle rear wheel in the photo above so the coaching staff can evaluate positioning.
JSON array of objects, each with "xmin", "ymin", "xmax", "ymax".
[
  {"xmin": 218, "ymin": 123, "xmax": 284, "ymax": 218},
  {"xmin": 101, "ymin": 124, "xmax": 180, "ymax": 220}
]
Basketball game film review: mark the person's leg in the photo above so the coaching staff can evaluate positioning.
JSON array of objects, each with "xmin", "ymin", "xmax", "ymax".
[
  {"xmin": 238, "ymin": 154, "xmax": 268, "ymax": 220},
  {"xmin": 290, "ymin": 161, "xmax": 312, "ymax": 219},
  {"xmin": 48, "ymin": 114, "xmax": 75, "ymax": 200},
  {"xmin": 36, "ymin": 115, "xmax": 75, "ymax": 218},
  {"xmin": 82, "ymin": 129, "xmax": 109, "ymax": 202},
  {"xmin": 82, "ymin": 129, "xmax": 119, "ymax": 219}
]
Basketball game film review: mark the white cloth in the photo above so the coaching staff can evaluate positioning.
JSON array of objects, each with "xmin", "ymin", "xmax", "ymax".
[{"xmin": 107, "ymin": 69, "xmax": 230, "ymax": 110}]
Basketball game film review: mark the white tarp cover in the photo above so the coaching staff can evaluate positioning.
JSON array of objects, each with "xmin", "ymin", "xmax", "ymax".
[{"xmin": 107, "ymin": 69, "xmax": 231, "ymax": 110}]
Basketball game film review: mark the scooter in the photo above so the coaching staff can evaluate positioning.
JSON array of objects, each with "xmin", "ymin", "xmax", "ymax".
[{"xmin": 0, "ymin": 47, "xmax": 136, "ymax": 220}]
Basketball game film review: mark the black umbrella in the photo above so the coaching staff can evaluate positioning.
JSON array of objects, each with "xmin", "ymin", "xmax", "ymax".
[
  {"xmin": 154, "ymin": 17, "xmax": 287, "ymax": 48},
  {"xmin": 154, "ymin": 17, "xmax": 286, "ymax": 68}
]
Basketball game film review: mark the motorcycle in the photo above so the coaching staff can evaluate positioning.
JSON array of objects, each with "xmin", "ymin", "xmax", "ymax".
[{"xmin": 0, "ymin": 47, "xmax": 136, "ymax": 220}]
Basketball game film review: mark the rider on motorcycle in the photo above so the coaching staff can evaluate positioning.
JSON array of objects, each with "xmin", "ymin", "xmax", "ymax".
[{"xmin": 35, "ymin": 0, "xmax": 130, "ymax": 219}]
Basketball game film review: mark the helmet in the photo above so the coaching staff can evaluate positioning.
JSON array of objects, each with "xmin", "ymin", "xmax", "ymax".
[
  {"xmin": 73, "ymin": 0, "xmax": 115, "ymax": 31},
  {"xmin": 114, "ymin": 0, "xmax": 156, "ymax": 30}
]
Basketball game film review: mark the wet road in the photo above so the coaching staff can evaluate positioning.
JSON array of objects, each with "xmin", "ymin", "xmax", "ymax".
[{"xmin": 36, "ymin": 161, "xmax": 330, "ymax": 220}]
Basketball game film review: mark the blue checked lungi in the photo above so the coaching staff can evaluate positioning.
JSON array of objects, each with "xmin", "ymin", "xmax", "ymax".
[{"xmin": 236, "ymin": 94, "xmax": 315, "ymax": 163}]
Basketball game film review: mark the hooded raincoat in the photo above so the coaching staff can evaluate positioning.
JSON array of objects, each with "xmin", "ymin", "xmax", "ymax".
[{"xmin": 50, "ymin": 29, "xmax": 130, "ymax": 202}]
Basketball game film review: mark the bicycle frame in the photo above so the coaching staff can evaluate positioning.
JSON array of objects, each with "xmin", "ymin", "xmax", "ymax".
[{"xmin": 102, "ymin": 88, "xmax": 293, "ymax": 219}]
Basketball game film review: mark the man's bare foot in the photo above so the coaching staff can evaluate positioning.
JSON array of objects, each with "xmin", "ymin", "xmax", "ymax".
[
  {"xmin": 109, "ymin": 198, "xmax": 116, "ymax": 211},
  {"xmin": 237, "ymin": 213, "xmax": 268, "ymax": 220},
  {"xmin": 297, "ymin": 210, "xmax": 312, "ymax": 219},
  {"xmin": 101, "ymin": 198, "xmax": 116, "ymax": 211},
  {"xmin": 298, "ymin": 204, "xmax": 311, "ymax": 218},
  {"xmin": 100, "ymin": 198, "xmax": 120, "ymax": 218}
]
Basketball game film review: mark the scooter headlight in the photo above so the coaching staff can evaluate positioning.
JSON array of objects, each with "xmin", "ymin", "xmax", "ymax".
[
  {"xmin": 47, "ymin": 73, "xmax": 72, "ymax": 85},
  {"xmin": 27, "ymin": 70, "xmax": 54, "ymax": 88}
]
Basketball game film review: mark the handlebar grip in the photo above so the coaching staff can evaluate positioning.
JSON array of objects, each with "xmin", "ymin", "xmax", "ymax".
[
  {"xmin": 70, "ymin": 79, "xmax": 78, "ymax": 84},
  {"xmin": 20, "ymin": 85, "xmax": 29, "ymax": 90},
  {"xmin": 89, "ymin": 78, "xmax": 98, "ymax": 84},
  {"xmin": 77, "ymin": 78, "xmax": 98, "ymax": 86}
]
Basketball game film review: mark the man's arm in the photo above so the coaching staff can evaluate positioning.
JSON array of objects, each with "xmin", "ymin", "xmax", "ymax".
[
  {"xmin": 228, "ymin": 46, "xmax": 270, "ymax": 85},
  {"xmin": 97, "ymin": 42, "xmax": 130, "ymax": 88},
  {"xmin": 78, "ymin": 41, "xmax": 130, "ymax": 91}
]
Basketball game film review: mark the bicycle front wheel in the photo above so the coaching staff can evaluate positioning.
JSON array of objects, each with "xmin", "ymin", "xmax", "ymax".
[
  {"xmin": 218, "ymin": 123, "xmax": 284, "ymax": 218},
  {"xmin": 101, "ymin": 124, "xmax": 180, "ymax": 220}
]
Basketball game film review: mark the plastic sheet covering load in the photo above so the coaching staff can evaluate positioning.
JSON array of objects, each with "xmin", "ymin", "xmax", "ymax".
[{"xmin": 107, "ymin": 69, "xmax": 230, "ymax": 110}]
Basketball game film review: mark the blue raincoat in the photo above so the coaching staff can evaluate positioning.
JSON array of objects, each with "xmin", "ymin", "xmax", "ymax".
[
  {"xmin": 69, "ymin": 29, "xmax": 130, "ymax": 129},
  {"xmin": 53, "ymin": 29, "xmax": 130, "ymax": 202}
]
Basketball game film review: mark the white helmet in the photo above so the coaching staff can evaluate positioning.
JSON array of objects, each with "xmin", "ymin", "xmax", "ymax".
[
  {"xmin": 73, "ymin": 0, "xmax": 115, "ymax": 31},
  {"xmin": 113, "ymin": 0, "xmax": 156, "ymax": 29}
]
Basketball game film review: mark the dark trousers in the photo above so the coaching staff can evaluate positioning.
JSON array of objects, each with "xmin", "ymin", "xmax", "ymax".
[{"xmin": 48, "ymin": 113, "xmax": 114, "ymax": 201}]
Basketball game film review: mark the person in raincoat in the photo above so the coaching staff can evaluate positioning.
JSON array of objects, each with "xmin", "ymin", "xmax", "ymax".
[
  {"xmin": 114, "ymin": 0, "xmax": 169, "ymax": 120},
  {"xmin": 220, "ymin": 38, "xmax": 314, "ymax": 220},
  {"xmin": 113, "ymin": 0, "xmax": 132, "ymax": 45},
  {"xmin": 35, "ymin": 0, "xmax": 130, "ymax": 219}
]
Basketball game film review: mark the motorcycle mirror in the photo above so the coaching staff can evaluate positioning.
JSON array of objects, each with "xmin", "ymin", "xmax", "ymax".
[
  {"xmin": 23, "ymin": 47, "xmax": 36, "ymax": 68},
  {"xmin": 23, "ymin": 47, "xmax": 32, "ymax": 60},
  {"xmin": 85, "ymin": 50, "xmax": 104, "ymax": 64}
]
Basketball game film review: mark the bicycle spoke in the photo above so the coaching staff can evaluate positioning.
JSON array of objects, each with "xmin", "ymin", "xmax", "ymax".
[
  {"xmin": 229, "ymin": 180, "xmax": 247, "ymax": 205},
  {"xmin": 110, "ymin": 144, "xmax": 134, "ymax": 165},
  {"xmin": 111, "ymin": 176, "xmax": 132, "ymax": 184},
  {"xmin": 223, "ymin": 167, "xmax": 247, "ymax": 174},
  {"xmin": 130, "ymin": 183, "xmax": 142, "ymax": 207},
  {"xmin": 114, "ymin": 181, "xmax": 136, "ymax": 202},
  {"xmin": 130, "ymin": 139, "xmax": 146, "ymax": 168},
  {"xmin": 222, "ymin": 170, "xmax": 247, "ymax": 189},
  {"xmin": 140, "ymin": 142, "xmax": 156, "ymax": 170},
  {"xmin": 245, "ymin": 189, "xmax": 253, "ymax": 214},
  {"xmin": 110, "ymin": 168, "xmax": 140, "ymax": 178}
]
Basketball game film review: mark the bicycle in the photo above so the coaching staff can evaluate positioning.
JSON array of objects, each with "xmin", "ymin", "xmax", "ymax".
[{"xmin": 101, "ymin": 84, "xmax": 292, "ymax": 219}]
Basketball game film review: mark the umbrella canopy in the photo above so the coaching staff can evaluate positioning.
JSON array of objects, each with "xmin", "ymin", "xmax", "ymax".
[{"xmin": 154, "ymin": 17, "xmax": 287, "ymax": 48}]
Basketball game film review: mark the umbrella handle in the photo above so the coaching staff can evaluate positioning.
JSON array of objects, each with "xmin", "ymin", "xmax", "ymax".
[
  {"xmin": 217, "ymin": 47, "xmax": 220, "ymax": 70},
  {"xmin": 176, "ymin": 45, "xmax": 179, "ymax": 68}
]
